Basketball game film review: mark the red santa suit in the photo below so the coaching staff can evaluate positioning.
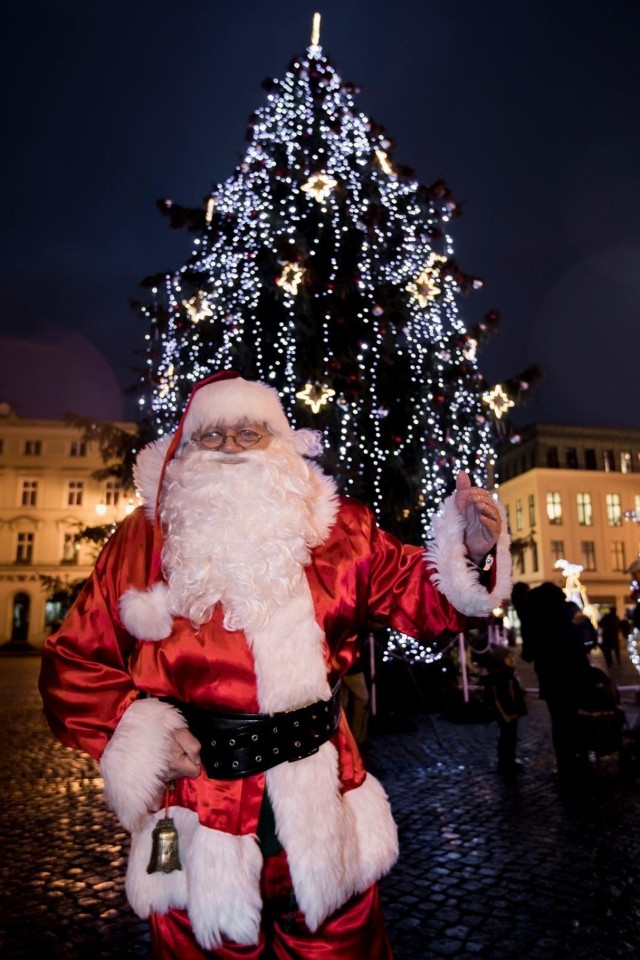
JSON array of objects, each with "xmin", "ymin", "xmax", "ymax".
[{"xmin": 39, "ymin": 374, "xmax": 510, "ymax": 958}]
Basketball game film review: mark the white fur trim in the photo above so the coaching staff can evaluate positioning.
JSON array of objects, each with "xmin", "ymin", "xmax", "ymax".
[
  {"xmin": 126, "ymin": 806, "xmax": 263, "ymax": 950},
  {"xmin": 133, "ymin": 435, "xmax": 173, "ymax": 520},
  {"xmin": 182, "ymin": 378, "xmax": 291, "ymax": 441},
  {"xmin": 100, "ymin": 698, "xmax": 187, "ymax": 832},
  {"xmin": 425, "ymin": 493, "xmax": 511, "ymax": 617},
  {"xmin": 119, "ymin": 583, "xmax": 173, "ymax": 641},
  {"xmin": 342, "ymin": 774, "xmax": 399, "ymax": 890}
]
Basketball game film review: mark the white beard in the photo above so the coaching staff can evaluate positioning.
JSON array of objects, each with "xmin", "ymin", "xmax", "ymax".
[{"xmin": 159, "ymin": 440, "xmax": 322, "ymax": 633}]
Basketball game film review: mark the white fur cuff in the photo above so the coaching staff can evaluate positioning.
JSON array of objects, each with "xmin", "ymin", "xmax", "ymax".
[
  {"xmin": 119, "ymin": 582, "xmax": 173, "ymax": 641},
  {"xmin": 100, "ymin": 698, "xmax": 187, "ymax": 832},
  {"xmin": 425, "ymin": 492, "xmax": 511, "ymax": 618}
]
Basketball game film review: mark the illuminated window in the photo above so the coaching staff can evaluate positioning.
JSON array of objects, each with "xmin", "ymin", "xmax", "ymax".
[
  {"xmin": 636, "ymin": 495, "xmax": 640, "ymax": 516},
  {"xmin": 528, "ymin": 494, "xmax": 535, "ymax": 526},
  {"xmin": 67, "ymin": 481, "xmax": 84, "ymax": 507},
  {"xmin": 70, "ymin": 440, "xmax": 87, "ymax": 457},
  {"xmin": 16, "ymin": 532, "xmax": 34, "ymax": 564},
  {"xmin": 62, "ymin": 533, "xmax": 79, "ymax": 565},
  {"xmin": 603, "ymin": 450, "xmax": 615, "ymax": 472},
  {"xmin": 546, "ymin": 492, "xmax": 562, "ymax": 524},
  {"xmin": 605, "ymin": 493, "xmax": 622, "ymax": 527},
  {"xmin": 621, "ymin": 451, "xmax": 632, "ymax": 474},
  {"xmin": 550, "ymin": 540, "xmax": 565, "ymax": 563},
  {"xmin": 577, "ymin": 493, "xmax": 592, "ymax": 526},
  {"xmin": 611, "ymin": 541, "xmax": 626, "ymax": 572},
  {"xmin": 515, "ymin": 499, "xmax": 523, "ymax": 531},
  {"xmin": 581, "ymin": 541, "xmax": 596, "ymax": 571},
  {"xmin": 24, "ymin": 440, "xmax": 41, "ymax": 456},
  {"xmin": 105, "ymin": 480, "xmax": 120, "ymax": 506},
  {"xmin": 21, "ymin": 480, "xmax": 38, "ymax": 507}
]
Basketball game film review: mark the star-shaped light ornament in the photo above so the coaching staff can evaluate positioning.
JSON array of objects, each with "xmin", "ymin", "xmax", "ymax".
[
  {"xmin": 482, "ymin": 384, "xmax": 515, "ymax": 419},
  {"xmin": 301, "ymin": 172, "xmax": 338, "ymax": 203},
  {"xmin": 296, "ymin": 382, "xmax": 336, "ymax": 414},
  {"xmin": 183, "ymin": 293, "xmax": 214, "ymax": 323},
  {"xmin": 406, "ymin": 254, "xmax": 447, "ymax": 308},
  {"xmin": 276, "ymin": 262, "xmax": 306, "ymax": 295}
]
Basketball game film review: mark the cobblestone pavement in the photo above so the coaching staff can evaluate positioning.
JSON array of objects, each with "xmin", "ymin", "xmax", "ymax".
[{"xmin": 2, "ymin": 651, "xmax": 640, "ymax": 960}]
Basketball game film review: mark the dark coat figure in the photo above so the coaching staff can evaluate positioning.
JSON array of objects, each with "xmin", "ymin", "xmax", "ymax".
[
  {"xmin": 599, "ymin": 608, "xmax": 622, "ymax": 667},
  {"xmin": 518, "ymin": 582, "xmax": 593, "ymax": 783},
  {"xmin": 479, "ymin": 642, "xmax": 527, "ymax": 775}
]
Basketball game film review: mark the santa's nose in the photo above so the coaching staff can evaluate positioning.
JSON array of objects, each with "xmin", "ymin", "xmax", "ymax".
[{"xmin": 220, "ymin": 434, "xmax": 243, "ymax": 451}]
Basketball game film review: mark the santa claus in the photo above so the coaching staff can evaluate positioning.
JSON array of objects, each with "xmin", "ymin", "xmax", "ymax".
[{"xmin": 39, "ymin": 371, "xmax": 510, "ymax": 959}]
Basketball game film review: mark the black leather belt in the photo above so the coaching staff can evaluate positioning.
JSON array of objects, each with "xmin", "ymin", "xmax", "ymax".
[{"xmin": 164, "ymin": 683, "xmax": 342, "ymax": 780}]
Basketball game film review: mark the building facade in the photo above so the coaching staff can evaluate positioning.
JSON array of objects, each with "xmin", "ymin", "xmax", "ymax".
[
  {"xmin": 0, "ymin": 405, "xmax": 135, "ymax": 647},
  {"xmin": 496, "ymin": 424, "xmax": 640, "ymax": 617}
]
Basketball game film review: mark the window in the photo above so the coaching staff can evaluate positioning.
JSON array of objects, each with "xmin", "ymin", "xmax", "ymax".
[
  {"xmin": 546, "ymin": 446, "xmax": 559, "ymax": 468},
  {"xmin": 566, "ymin": 447, "xmax": 578, "ymax": 469},
  {"xmin": 21, "ymin": 480, "xmax": 38, "ymax": 507},
  {"xmin": 62, "ymin": 533, "xmax": 79, "ymax": 565},
  {"xmin": 605, "ymin": 493, "xmax": 622, "ymax": 527},
  {"xmin": 546, "ymin": 492, "xmax": 562, "ymax": 524},
  {"xmin": 584, "ymin": 449, "xmax": 597, "ymax": 470},
  {"xmin": 528, "ymin": 494, "xmax": 535, "ymax": 526},
  {"xmin": 611, "ymin": 541, "xmax": 626, "ymax": 572},
  {"xmin": 636, "ymin": 495, "xmax": 640, "ymax": 517},
  {"xmin": 24, "ymin": 440, "xmax": 42, "ymax": 456},
  {"xmin": 603, "ymin": 450, "xmax": 615, "ymax": 472},
  {"xmin": 621, "ymin": 451, "xmax": 632, "ymax": 474},
  {"xmin": 0, "ymin": 439, "xmax": 3, "ymax": 455},
  {"xmin": 581, "ymin": 541, "xmax": 596, "ymax": 571},
  {"xmin": 15, "ymin": 532, "xmax": 34, "ymax": 564},
  {"xmin": 105, "ymin": 480, "xmax": 120, "ymax": 506},
  {"xmin": 514, "ymin": 552, "xmax": 525, "ymax": 575},
  {"xmin": 67, "ymin": 481, "xmax": 84, "ymax": 506},
  {"xmin": 69, "ymin": 440, "xmax": 87, "ymax": 457},
  {"xmin": 577, "ymin": 493, "xmax": 592, "ymax": 526},
  {"xmin": 551, "ymin": 540, "xmax": 565, "ymax": 563},
  {"xmin": 515, "ymin": 499, "xmax": 523, "ymax": 531},
  {"xmin": 505, "ymin": 504, "xmax": 511, "ymax": 531}
]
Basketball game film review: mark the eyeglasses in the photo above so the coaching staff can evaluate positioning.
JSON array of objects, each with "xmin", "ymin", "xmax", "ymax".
[{"xmin": 192, "ymin": 429, "xmax": 267, "ymax": 450}]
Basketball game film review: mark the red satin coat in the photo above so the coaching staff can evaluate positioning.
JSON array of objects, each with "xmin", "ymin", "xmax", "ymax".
[{"xmin": 40, "ymin": 498, "xmax": 465, "ymax": 835}]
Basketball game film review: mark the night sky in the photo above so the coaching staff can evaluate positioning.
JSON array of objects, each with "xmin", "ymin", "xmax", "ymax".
[{"xmin": 2, "ymin": 0, "xmax": 639, "ymax": 429}]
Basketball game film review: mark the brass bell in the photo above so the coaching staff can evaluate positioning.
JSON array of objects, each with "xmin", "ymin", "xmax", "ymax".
[{"xmin": 146, "ymin": 816, "xmax": 182, "ymax": 874}]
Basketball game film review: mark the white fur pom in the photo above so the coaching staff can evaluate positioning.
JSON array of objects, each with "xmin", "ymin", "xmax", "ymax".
[
  {"xmin": 119, "ymin": 582, "xmax": 173, "ymax": 641},
  {"xmin": 100, "ymin": 698, "xmax": 187, "ymax": 832},
  {"xmin": 425, "ymin": 492, "xmax": 511, "ymax": 617},
  {"xmin": 291, "ymin": 428, "xmax": 324, "ymax": 459}
]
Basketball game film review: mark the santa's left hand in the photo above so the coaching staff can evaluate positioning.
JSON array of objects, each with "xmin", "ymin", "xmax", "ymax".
[{"xmin": 454, "ymin": 471, "xmax": 501, "ymax": 564}]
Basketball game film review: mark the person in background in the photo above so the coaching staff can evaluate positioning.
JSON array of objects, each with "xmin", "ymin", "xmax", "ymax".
[
  {"xmin": 598, "ymin": 607, "xmax": 622, "ymax": 668},
  {"xmin": 519, "ymin": 582, "xmax": 592, "ymax": 786}
]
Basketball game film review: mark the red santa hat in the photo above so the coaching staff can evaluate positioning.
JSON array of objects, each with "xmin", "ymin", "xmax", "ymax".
[{"xmin": 181, "ymin": 374, "xmax": 293, "ymax": 442}]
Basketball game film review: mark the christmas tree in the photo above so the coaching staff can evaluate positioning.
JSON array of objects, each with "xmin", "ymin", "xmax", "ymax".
[{"xmin": 136, "ymin": 16, "xmax": 506, "ymax": 660}]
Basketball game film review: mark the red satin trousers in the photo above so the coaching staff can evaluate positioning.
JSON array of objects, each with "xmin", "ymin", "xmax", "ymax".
[{"xmin": 150, "ymin": 848, "xmax": 394, "ymax": 959}]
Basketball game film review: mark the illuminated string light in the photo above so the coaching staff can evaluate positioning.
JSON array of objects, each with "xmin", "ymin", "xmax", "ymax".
[{"xmin": 183, "ymin": 293, "xmax": 213, "ymax": 322}]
